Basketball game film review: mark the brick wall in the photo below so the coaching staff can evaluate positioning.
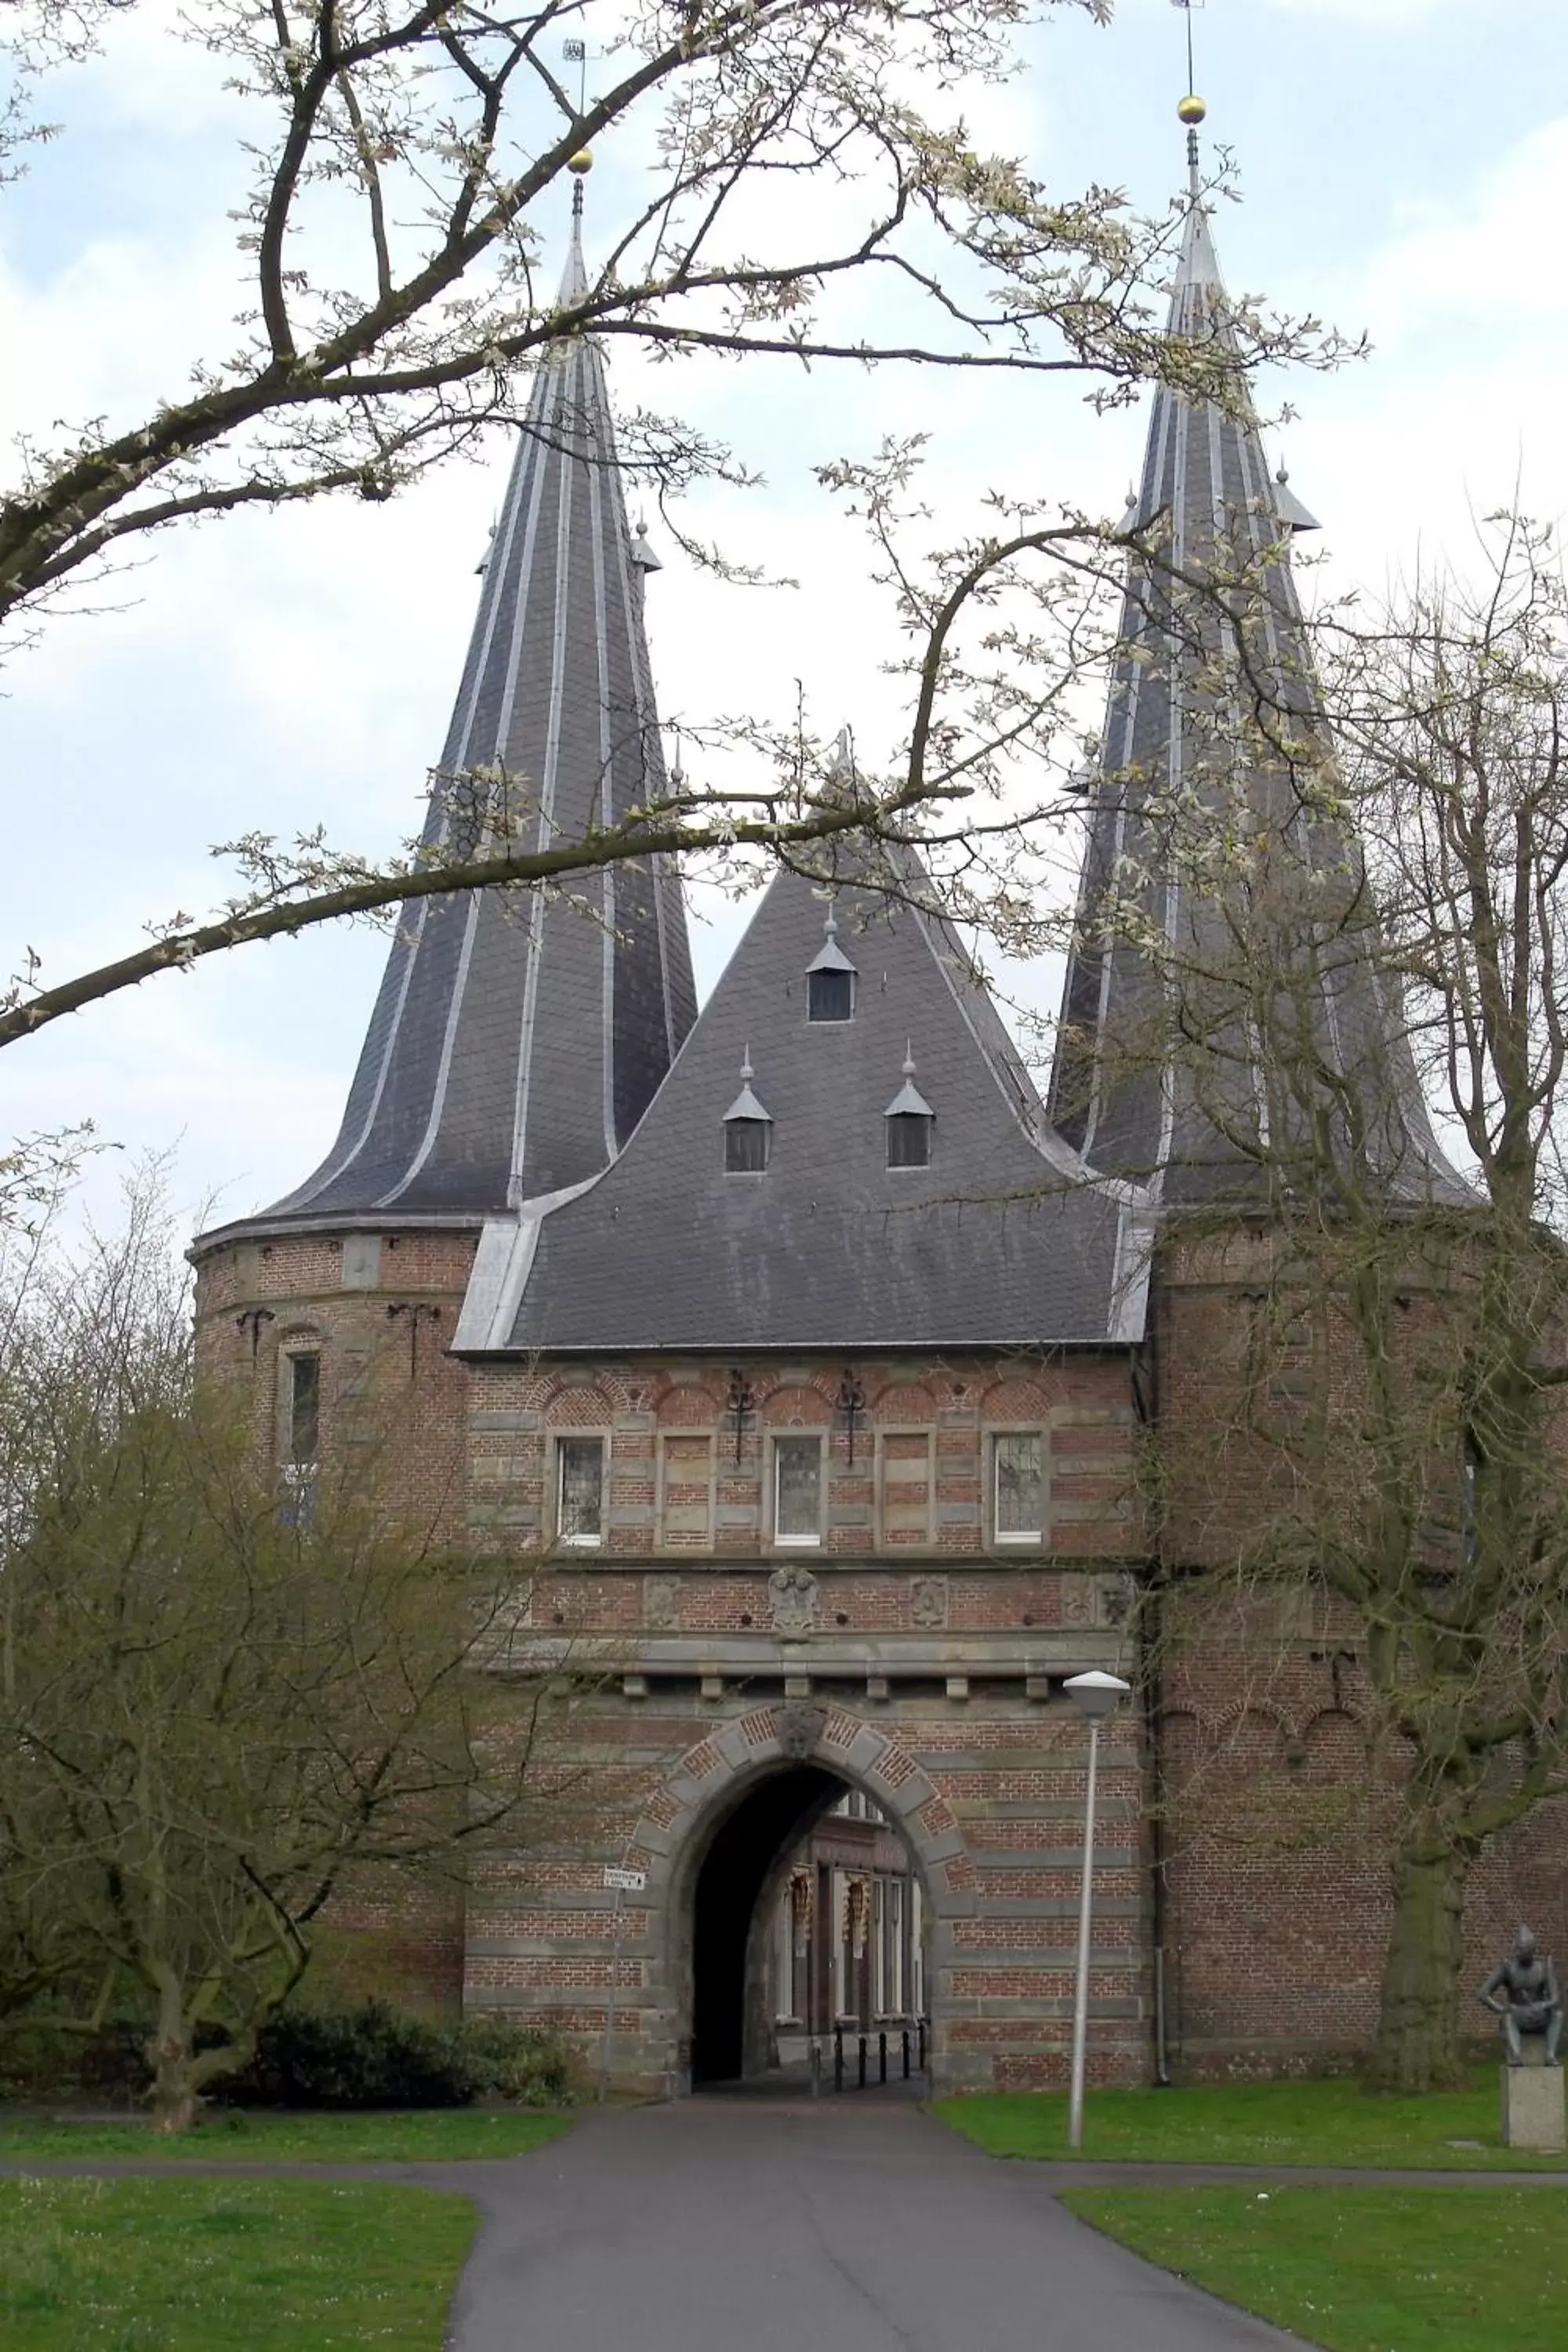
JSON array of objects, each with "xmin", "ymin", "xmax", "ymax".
[
  {"xmin": 1150, "ymin": 1229, "xmax": 1568, "ymax": 2079},
  {"xmin": 194, "ymin": 1227, "xmax": 478, "ymax": 1546},
  {"xmin": 191, "ymin": 1222, "xmax": 1568, "ymax": 2093}
]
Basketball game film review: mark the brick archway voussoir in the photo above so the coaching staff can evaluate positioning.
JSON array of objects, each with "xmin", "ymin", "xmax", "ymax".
[{"xmin": 630, "ymin": 1703, "xmax": 964, "ymax": 1913}]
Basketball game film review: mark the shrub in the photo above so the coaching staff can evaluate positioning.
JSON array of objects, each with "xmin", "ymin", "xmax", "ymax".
[
  {"xmin": 0, "ymin": 2010, "xmax": 150, "ymax": 2104},
  {"xmin": 232, "ymin": 2002, "xmax": 474, "ymax": 2110},
  {"xmin": 223, "ymin": 2001, "xmax": 575, "ymax": 2111},
  {"xmin": 455, "ymin": 2013, "xmax": 577, "ymax": 2106}
]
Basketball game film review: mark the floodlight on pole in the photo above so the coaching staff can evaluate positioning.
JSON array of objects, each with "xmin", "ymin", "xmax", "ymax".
[{"xmin": 1064, "ymin": 1668, "xmax": 1131, "ymax": 2150}]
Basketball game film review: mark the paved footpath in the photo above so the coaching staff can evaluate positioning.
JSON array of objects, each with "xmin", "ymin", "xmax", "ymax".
[
  {"xmin": 443, "ymin": 2097, "xmax": 1312, "ymax": 2352},
  {"xmin": 9, "ymin": 2101, "xmax": 1568, "ymax": 2351}
]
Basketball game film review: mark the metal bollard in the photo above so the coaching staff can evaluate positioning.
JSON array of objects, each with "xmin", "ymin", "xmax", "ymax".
[
  {"xmin": 858, "ymin": 2034, "xmax": 867, "ymax": 2089},
  {"xmin": 833, "ymin": 2023, "xmax": 844, "ymax": 2092},
  {"xmin": 878, "ymin": 2030, "xmax": 887, "ymax": 2084},
  {"xmin": 809, "ymin": 2038, "xmax": 821, "ymax": 2098},
  {"xmin": 918, "ymin": 2016, "xmax": 927, "ymax": 2072},
  {"xmin": 902, "ymin": 2027, "xmax": 911, "ymax": 2080}
]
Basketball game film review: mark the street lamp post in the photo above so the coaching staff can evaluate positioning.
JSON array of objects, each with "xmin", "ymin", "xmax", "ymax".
[{"xmin": 1063, "ymin": 1668, "xmax": 1131, "ymax": 2151}]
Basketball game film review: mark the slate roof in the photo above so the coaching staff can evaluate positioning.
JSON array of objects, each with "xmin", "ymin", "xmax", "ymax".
[
  {"xmin": 1048, "ymin": 147, "xmax": 1468, "ymax": 1209},
  {"xmin": 210, "ymin": 201, "xmax": 695, "ymax": 1242},
  {"xmin": 456, "ymin": 855, "xmax": 1149, "ymax": 1355}
]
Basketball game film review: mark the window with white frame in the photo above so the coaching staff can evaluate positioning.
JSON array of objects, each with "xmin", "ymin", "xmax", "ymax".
[
  {"xmin": 808, "ymin": 965, "xmax": 855, "ymax": 1022},
  {"xmin": 873, "ymin": 1879, "xmax": 887, "ymax": 2014},
  {"xmin": 278, "ymin": 1348, "xmax": 321, "ymax": 1527},
  {"xmin": 889, "ymin": 1878, "xmax": 906, "ymax": 2014},
  {"xmin": 911, "ymin": 1878, "xmax": 925, "ymax": 2014},
  {"xmin": 992, "ymin": 1429, "xmax": 1044, "ymax": 1544},
  {"xmin": 557, "ymin": 1436, "xmax": 606, "ymax": 1545},
  {"xmin": 772, "ymin": 1434, "xmax": 823, "ymax": 1545}
]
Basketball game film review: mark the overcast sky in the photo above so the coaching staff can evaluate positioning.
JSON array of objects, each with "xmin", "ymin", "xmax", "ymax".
[{"xmin": 2, "ymin": 0, "xmax": 1563, "ymax": 1236}]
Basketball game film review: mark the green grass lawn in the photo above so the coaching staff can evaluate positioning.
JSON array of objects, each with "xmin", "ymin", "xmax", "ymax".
[
  {"xmin": 935, "ymin": 2070, "xmax": 1568, "ymax": 2170},
  {"xmin": 1064, "ymin": 2185, "xmax": 1568, "ymax": 2352},
  {"xmin": 0, "ymin": 2107, "xmax": 571, "ymax": 2163},
  {"xmin": 0, "ymin": 2174, "xmax": 477, "ymax": 2350}
]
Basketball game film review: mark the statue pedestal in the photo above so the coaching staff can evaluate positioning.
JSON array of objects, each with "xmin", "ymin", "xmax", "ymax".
[{"xmin": 1501, "ymin": 2061, "xmax": 1566, "ymax": 2152}]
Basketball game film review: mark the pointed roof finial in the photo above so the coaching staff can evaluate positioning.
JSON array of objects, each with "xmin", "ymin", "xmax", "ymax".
[
  {"xmin": 885, "ymin": 1039, "xmax": 935, "ymax": 1120},
  {"xmin": 725, "ymin": 1045, "xmax": 772, "ymax": 1124},
  {"xmin": 560, "ymin": 148, "xmax": 592, "ymax": 299},
  {"xmin": 1174, "ymin": 0, "xmax": 1205, "ymax": 193},
  {"xmin": 630, "ymin": 514, "xmax": 662, "ymax": 574},
  {"xmin": 1178, "ymin": 92, "xmax": 1207, "ymax": 202},
  {"xmin": 809, "ymin": 906, "xmax": 857, "ymax": 976}
]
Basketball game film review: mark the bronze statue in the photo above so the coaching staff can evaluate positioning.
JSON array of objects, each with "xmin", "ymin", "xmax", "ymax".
[{"xmin": 1479, "ymin": 1927, "xmax": 1564, "ymax": 2067}]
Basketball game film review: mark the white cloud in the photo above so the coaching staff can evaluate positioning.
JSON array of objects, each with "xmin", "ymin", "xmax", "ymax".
[{"xmin": 1358, "ymin": 118, "xmax": 1568, "ymax": 336}]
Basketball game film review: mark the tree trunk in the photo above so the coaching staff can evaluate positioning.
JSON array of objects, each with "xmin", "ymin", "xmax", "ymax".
[
  {"xmin": 148, "ymin": 1981, "xmax": 200, "ymax": 2133},
  {"xmin": 1367, "ymin": 1833, "xmax": 1472, "ymax": 2092}
]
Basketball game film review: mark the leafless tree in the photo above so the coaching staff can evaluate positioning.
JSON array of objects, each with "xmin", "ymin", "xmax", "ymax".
[
  {"xmin": 1083, "ymin": 510, "xmax": 1568, "ymax": 2091},
  {"xmin": 0, "ymin": 0, "xmax": 1348, "ymax": 1058},
  {"xmin": 0, "ymin": 1168, "xmax": 591, "ymax": 2129}
]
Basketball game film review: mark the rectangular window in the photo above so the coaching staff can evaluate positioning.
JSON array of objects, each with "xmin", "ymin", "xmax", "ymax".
[
  {"xmin": 832, "ymin": 1870, "xmax": 847, "ymax": 2020},
  {"xmin": 557, "ymin": 1436, "xmax": 605, "ymax": 1545},
  {"xmin": 911, "ymin": 1878, "xmax": 924, "ymax": 2015},
  {"xmin": 286, "ymin": 1352, "xmax": 320, "ymax": 1465},
  {"xmin": 993, "ymin": 1430, "xmax": 1044, "ymax": 1544},
  {"xmin": 886, "ymin": 1112, "xmax": 931, "ymax": 1169},
  {"xmin": 773, "ymin": 1435, "xmax": 823, "ymax": 1545},
  {"xmin": 808, "ymin": 967, "xmax": 854, "ymax": 1022},
  {"xmin": 1462, "ymin": 1433, "xmax": 1480, "ymax": 1566},
  {"xmin": 873, "ymin": 1879, "xmax": 886, "ymax": 2015},
  {"xmin": 890, "ymin": 1879, "xmax": 905, "ymax": 2015},
  {"xmin": 724, "ymin": 1119, "xmax": 770, "ymax": 1173}
]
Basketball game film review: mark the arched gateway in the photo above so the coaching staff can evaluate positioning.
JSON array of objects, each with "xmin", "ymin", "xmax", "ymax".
[{"xmin": 641, "ymin": 1705, "xmax": 956, "ymax": 2094}]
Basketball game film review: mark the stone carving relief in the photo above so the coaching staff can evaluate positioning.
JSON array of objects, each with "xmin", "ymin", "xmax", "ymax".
[
  {"xmin": 910, "ymin": 1574, "xmax": 948, "ymax": 1629},
  {"xmin": 776, "ymin": 1700, "xmax": 827, "ymax": 1762},
  {"xmin": 1098, "ymin": 1573, "xmax": 1136, "ymax": 1628},
  {"xmin": 643, "ymin": 1575, "xmax": 680, "ymax": 1632},
  {"xmin": 768, "ymin": 1560, "xmax": 820, "ymax": 1636}
]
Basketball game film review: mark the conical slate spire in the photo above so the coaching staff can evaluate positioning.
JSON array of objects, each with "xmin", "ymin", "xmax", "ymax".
[
  {"xmin": 261, "ymin": 202, "xmax": 696, "ymax": 1226},
  {"xmin": 1048, "ymin": 131, "xmax": 1462, "ymax": 1207}
]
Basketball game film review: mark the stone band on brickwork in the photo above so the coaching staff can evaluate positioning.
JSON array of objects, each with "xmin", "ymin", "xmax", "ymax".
[{"xmin": 462, "ymin": 1689, "xmax": 1148, "ymax": 2096}]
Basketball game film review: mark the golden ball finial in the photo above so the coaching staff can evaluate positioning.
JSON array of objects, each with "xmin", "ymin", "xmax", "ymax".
[
  {"xmin": 1177, "ymin": 94, "xmax": 1207, "ymax": 127},
  {"xmin": 568, "ymin": 147, "xmax": 593, "ymax": 175}
]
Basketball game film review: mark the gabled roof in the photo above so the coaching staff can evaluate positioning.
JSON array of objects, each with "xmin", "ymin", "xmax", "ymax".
[
  {"xmin": 457, "ymin": 854, "xmax": 1147, "ymax": 1354},
  {"xmin": 1048, "ymin": 127, "xmax": 1468, "ymax": 1210},
  {"xmin": 209, "ymin": 196, "xmax": 695, "ymax": 1243}
]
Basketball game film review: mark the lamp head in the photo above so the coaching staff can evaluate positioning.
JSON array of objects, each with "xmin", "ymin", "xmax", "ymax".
[{"xmin": 1064, "ymin": 1668, "xmax": 1131, "ymax": 1722}]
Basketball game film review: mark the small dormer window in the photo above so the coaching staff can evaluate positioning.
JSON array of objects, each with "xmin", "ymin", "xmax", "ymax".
[
  {"xmin": 884, "ymin": 1046, "xmax": 935, "ymax": 1169},
  {"xmin": 807, "ymin": 909, "xmax": 856, "ymax": 1023},
  {"xmin": 726, "ymin": 1120, "xmax": 770, "ymax": 1173},
  {"xmin": 887, "ymin": 1113, "xmax": 931, "ymax": 1169},
  {"xmin": 724, "ymin": 1049, "xmax": 773, "ymax": 1173},
  {"xmin": 808, "ymin": 967, "xmax": 853, "ymax": 1022}
]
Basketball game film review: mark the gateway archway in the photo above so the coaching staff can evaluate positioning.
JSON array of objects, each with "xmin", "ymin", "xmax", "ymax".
[
  {"xmin": 629, "ymin": 1701, "xmax": 966, "ymax": 2096},
  {"xmin": 687, "ymin": 1762, "xmax": 928, "ymax": 2088}
]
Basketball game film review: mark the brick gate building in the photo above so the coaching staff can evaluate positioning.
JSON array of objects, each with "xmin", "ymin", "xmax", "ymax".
[{"xmin": 192, "ymin": 139, "xmax": 1568, "ymax": 2094}]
